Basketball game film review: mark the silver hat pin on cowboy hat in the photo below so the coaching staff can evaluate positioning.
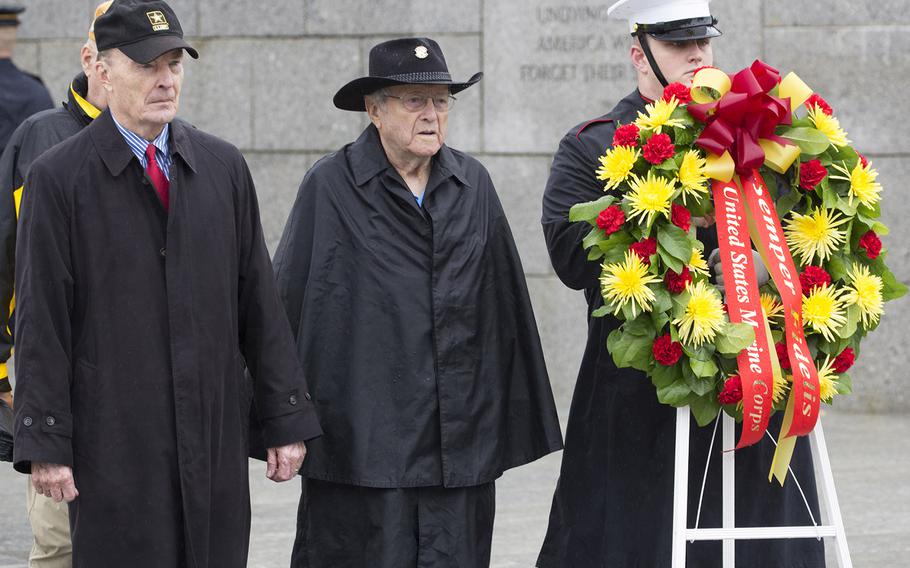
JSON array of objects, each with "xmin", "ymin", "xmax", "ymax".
[{"xmin": 333, "ymin": 38, "xmax": 483, "ymax": 112}]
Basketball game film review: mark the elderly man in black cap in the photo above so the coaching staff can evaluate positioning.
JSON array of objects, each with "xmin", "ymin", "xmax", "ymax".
[
  {"xmin": 537, "ymin": 0, "xmax": 825, "ymax": 566},
  {"xmin": 11, "ymin": 0, "xmax": 321, "ymax": 566},
  {"xmin": 0, "ymin": 5, "xmax": 53, "ymax": 158},
  {"xmin": 274, "ymin": 37, "xmax": 563, "ymax": 567},
  {"xmin": 0, "ymin": 4, "xmax": 111, "ymax": 567}
]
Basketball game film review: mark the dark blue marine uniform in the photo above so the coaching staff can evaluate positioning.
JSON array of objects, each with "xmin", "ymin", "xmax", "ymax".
[{"xmin": 0, "ymin": 5, "xmax": 54, "ymax": 156}]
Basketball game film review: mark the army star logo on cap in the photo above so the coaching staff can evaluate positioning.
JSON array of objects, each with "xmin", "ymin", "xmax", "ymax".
[
  {"xmin": 414, "ymin": 46, "xmax": 429, "ymax": 59},
  {"xmin": 146, "ymin": 10, "xmax": 169, "ymax": 31}
]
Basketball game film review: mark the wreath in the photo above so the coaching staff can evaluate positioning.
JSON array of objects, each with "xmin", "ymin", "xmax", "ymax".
[{"xmin": 570, "ymin": 61, "xmax": 906, "ymax": 461}]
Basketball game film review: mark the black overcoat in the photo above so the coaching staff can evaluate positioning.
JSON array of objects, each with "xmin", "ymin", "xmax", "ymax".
[
  {"xmin": 12, "ymin": 110, "xmax": 322, "ymax": 568},
  {"xmin": 273, "ymin": 125, "xmax": 563, "ymax": 489},
  {"xmin": 536, "ymin": 90, "xmax": 826, "ymax": 568}
]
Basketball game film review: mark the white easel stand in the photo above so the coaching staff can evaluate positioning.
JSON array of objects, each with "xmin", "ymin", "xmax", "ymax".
[{"xmin": 671, "ymin": 406, "xmax": 852, "ymax": 567}]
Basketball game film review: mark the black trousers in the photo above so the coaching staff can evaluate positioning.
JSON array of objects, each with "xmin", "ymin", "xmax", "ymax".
[{"xmin": 290, "ymin": 478, "xmax": 496, "ymax": 568}]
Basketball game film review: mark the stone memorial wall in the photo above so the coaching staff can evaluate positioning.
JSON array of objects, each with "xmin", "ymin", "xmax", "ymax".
[{"xmin": 13, "ymin": 0, "xmax": 909, "ymax": 412}]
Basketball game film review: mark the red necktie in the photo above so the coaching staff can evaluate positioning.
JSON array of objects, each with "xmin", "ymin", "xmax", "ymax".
[{"xmin": 145, "ymin": 143, "xmax": 169, "ymax": 211}]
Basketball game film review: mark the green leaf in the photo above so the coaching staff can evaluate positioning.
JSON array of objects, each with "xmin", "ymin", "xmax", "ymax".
[
  {"xmin": 780, "ymin": 127, "xmax": 830, "ymax": 156},
  {"xmin": 657, "ymin": 224, "xmax": 693, "ymax": 264},
  {"xmin": 587, "ymin": 246, "xmax": 605, "ymax": 261},
  {"xmin": 775, "ymin": 188, "xmax": 803, "ymax": 220},
  {"xmin": 837, "ymin": 304, "xmax": 860, "ymax": 339},
  {"xmin": 609, "ymin": 330, "xmax": 655, "ymax": 371},
  {"xmin": 835, "ymin": 374, "xmax": 853, "ymax": 396},
  {"xmin": 651, "ymin": 361, "xmax": 682, "ymax": 388},
  {"xmin": 658, "ymin": 243, "xmax": 685, "ymax": 273},
  {"xmin": 689, "ymin": 394, "xmax": 721, "ymax": 427},
  {"xmin": 689, "ymin": 357, "xmax": 719, "ymax": 380},
  {"xmin": 826, "ymin": 253, "xmax": 849, "ymax": 281},
  {"xmin": 651, "ymin": 311, "xmax": 671, "ymax": 333},
  {"xmin": 651, "ymin": 286, "xmax": 673, "ymax": 314},
  {"xmin": 582, "ymin": 227, "xmax": 603, "ymax": 250},
  {"xmin": 592, "ymin": 304, "xmax": 613, "ymax": 318},
  {"xmin": 569, "ymin": 195, "xmax": 617, "ymax": 223},
  {"xmin": 833, "ymin": 196, "xmax": 858, "ymax": 217},
  {"xmin": 656, "ymin": 379, "xmax": 692, "ymax": 406},
  {"xmin": 882, "ymin": 270, "xmax": 909, "ymax": 301},
  {"xmin": 624, "ymin": 315, "xmax": 657, "ymax": 338},
  {"xmin": 715, "ymin": 322, "xmax": 756, "ymax": 355},
  {"xmin": 597, "ymin": 231, "xmax": 635, "ymax": 260}
]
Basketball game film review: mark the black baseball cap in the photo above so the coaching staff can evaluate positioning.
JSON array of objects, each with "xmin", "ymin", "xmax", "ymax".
[
  {"xmin": 0, "ymin": 5, "xmax": 24, "ymax": 27},
  {"xmin": 94, "ymin": 0, "xmax": 198, "ymax": 64}
]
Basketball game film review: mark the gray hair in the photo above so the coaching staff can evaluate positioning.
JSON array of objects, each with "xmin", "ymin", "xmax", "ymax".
[{"xmin": 364, "ymin": 87, "xmax": 391, "ymax": 111}]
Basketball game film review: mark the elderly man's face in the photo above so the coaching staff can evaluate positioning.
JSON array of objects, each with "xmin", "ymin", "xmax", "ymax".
[
  {"xmin": 368, "ymin": 84, "xmax": 450, "ymax": 160},
  {"xmin": 99, "ymin": 48, "xmax": 184, "ymax": 137}
]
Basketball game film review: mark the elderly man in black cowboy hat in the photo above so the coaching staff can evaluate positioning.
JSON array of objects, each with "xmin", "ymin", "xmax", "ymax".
[
  {"xmin": 274, "ymin": 37, "xmax": 563, "ymax": 567},
  {"xmin": 11, "ymin": 0, "xmax": 321, "ymax": 566},
  {"xmin": 537, "ymin": 0, "xmax": 825, "ymax": 566}
]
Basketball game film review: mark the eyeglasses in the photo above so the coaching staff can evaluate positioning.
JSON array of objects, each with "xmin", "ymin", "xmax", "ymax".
[{"xmin": 384, "ymin": 93, "xmax": 456, "ymax": 113}]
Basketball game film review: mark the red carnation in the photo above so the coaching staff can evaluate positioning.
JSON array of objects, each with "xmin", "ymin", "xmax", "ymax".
[
  {"xmin": 630, "ymin": 237, "xmax": 657, "ymax": 265},
  {"xmin": 799, "ymin": 266, "xmax": 831, "ymax": 295},
  {"xmin": 718, "ymin": 375, "xmax": 743, "ymax": 405},
  {"xmin": 662, "ymin": 82, "xmax": 692, "ymax": 104},
  {"xmin": 671, "ymin": 204, "xmax": 691, "ymax": 232},
  {"xmin": 596, "ymin": 205, "xmax": 626, "ymax": 235},
  {"xmin": 642, "ymin": 133, "xmax": 675, "ymax": 165},
  {"xmin": 799, "ymin": 159, "xmax": 827, "ymax": 191},
  {"xmin": 653, "ymin": 334, "xmax": 683, "ymax": 366},
  {"xmin": 775, "ymin": 342, "xmax": 792, "ymax": 371},
  {"xmin": 857, "ymin": 152, "xmax": 869, "ymax": 168},
  {"xmin": 833, "ymin": 347, "xmax": 855, "ymax": 374},
  {"xmin": 858, "ymin": 231, "xmax": 882, "ymax": 260},
  {"xmin": 613, "ymin": 123, "xmax": 640, "ymax": 147},
  {"xmin": 805, "ymin": 94, "xmax": 833, "ymax": 116},
  {"xmin": 664, "ymin": 266, "xmax": 693, "ymax": 294}
]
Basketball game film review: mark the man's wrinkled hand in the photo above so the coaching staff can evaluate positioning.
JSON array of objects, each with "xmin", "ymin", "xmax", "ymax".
[
  {"xmin": 0, "ymin": 391, "xmax": 12, "ymax": 408},
  {"xmin": 32, "ymin": 463, "xmax": 78, "ymax": 503},
  {"xmin": 708, "ymin": 248, "xmax": 771, "ymax": 296},
  {"xmin": 266, "ymin": 441, "xmax": 307, "ymax": 482}
]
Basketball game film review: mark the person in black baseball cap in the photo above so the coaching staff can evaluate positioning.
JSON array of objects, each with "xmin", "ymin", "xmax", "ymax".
[
  {"xmin": 93, "ymin": 0, "xmax": 197, "ymax": 64},
  {"xmin": 14, "ymin": 0, "xmax": 322, "ymax": 567}
]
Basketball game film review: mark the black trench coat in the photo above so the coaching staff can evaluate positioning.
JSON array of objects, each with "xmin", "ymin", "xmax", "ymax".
[
  {"xmin": 273, "ymin": 125, "xmax": 563, "ymax": 489},
  {"xmin": 536, "ymin": 90, "xmax": 825, "ymax": 568},
  {"xmin": 12, "ymin": 110, "xmax": 322, "ymax": 568}
]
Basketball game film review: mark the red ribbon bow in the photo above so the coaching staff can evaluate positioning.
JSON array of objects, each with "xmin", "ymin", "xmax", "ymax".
[{"xmin": 688, "ymin": 60, "xmax": 794, "ymax": 173}]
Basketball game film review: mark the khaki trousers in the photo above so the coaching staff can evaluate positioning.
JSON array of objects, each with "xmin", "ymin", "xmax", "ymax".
[{"xmin": 26, "ymin": 476, "xmax": 72, "ymax": 568}]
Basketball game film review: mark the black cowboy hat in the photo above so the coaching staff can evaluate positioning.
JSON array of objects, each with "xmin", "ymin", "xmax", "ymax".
[{"xmin": 333, "ymin": 37, "xmax": 482, "ymax": 112}]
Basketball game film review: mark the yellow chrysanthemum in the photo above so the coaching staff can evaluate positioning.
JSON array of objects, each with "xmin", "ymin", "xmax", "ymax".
[
  {"xmin": 830, "ymin": 160, "xmax": 882, "ymax": 209},
  {"xmin": 808, "ymin": 104, "xmax": 850, "ymax": 148},
  {"xmin": 802, "ymin": 284, "xmax": 847, "ymax": 342},
  {"xmin": 596, "ymin": 145, "xmax": 641, "ymax": 191},
  {"xmin": 761, "ymin": 293, "xmax": 784, "ymax": 321},
  {"xmin": 600, "ymin": 250, "xmax": 662, "ymax": 318},
  {"xmin": 844, "ymin": 263, "xmax": 884, "ymax": 328},
  {"xmin": 784, "ymin": 208, "xmax": 849, "ymax": 264},
  {"xmin": 675, "ymin": 150, "xmax": 710, "ymax": 204},
  {"xmin": 634, "ymin": 98, "xmax": 685, "ymax": 134},
  {"xmin": 772, "ymin": 371, "xmax": 790, "ymax": 404},
  {"xmin": 688, "ymin": 248, "xmax": 710, "ymax": 277},
  {"xmin": 673, "ymin": 280, "xmax": 726, "ymax": 347},
  {"xmin": 626, "ymin": 170, "xmax": 676, "ymax": 226},
  {"xmin": 816, "ymin": 357, "xmax": 839, "ymax": 403}
]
